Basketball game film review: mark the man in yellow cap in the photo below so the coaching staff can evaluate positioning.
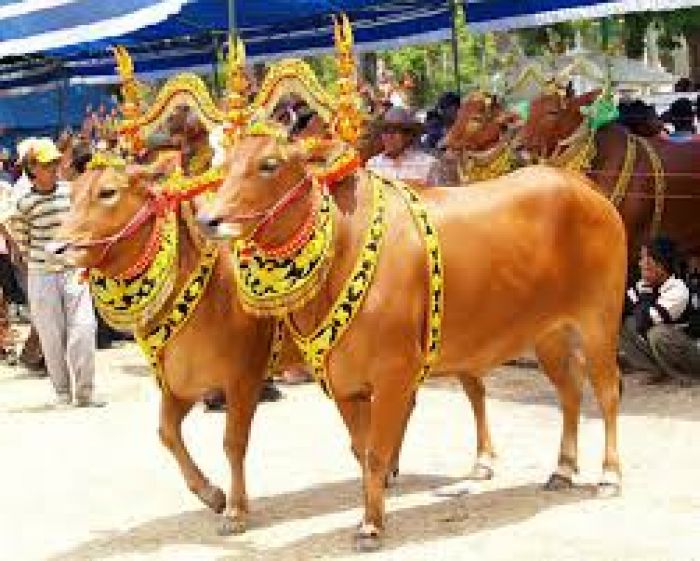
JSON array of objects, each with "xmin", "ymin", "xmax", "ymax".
[{"xmin": 11, "ymin": 137, "xmax": 101, "ymax": 407}]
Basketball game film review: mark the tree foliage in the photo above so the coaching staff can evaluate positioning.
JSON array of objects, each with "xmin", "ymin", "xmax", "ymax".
[{"xmin": 377, "ymin": 4, "xmax": 497, "ymax": 107}]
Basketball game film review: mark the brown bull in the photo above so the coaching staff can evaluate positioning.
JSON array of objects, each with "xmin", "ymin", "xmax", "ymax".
[
  {"xmin": 520, "ymin": 89, "xmax": 700, "ymax": 257},
  {"xmin": 200, "ymin": 132, "xmax": 627, "ymax": 550},
  {"xmin": 57, "ymin": 163, "xmax": 289, "ymax": 535},
  {"xmin": 444, "ymin": 92, "xmax": 520, "ymax": 182}
]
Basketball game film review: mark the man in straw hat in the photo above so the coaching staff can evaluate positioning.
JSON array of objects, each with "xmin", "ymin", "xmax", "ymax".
[
  {"xmin": 10, "ymin": 138, "xmax": 102, "ymax": 407},
  {"xmin": 366, "ymin": 106, "xmax": 441, "ymax": 187}
]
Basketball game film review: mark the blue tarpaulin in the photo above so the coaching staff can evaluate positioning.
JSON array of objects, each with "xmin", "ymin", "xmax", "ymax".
[
  {"xmin": 0, "ymin": 1, "xmax": 452, "ymax": 91},
  {"xmin": 0, "ymin": 82, "xmax": 116, "ymax": 149},
  {"xmin": 0, "ymin": 0, "xmax": 187, "ymax": 57}
]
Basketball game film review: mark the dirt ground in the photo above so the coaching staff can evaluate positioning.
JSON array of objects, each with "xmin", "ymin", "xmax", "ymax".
[{"xmin": 1, "ymin": 342, "xmax": 699, "ymax": 561}]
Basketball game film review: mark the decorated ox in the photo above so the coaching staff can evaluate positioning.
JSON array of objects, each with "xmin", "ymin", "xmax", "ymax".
[
  {"xmin": 53, "ymin": 159, "xmax": 289, "ymax": 535},
  {"xmin": 520, "ymin": 88, "xmax": 700, "ymax": 257},
  {"xmin": 199, "ymin": 123, "xmax": 627, "ymax": 549},
  {"xmin": 444, "ymin": 91, "xmax": 521, "ymax": 182}
]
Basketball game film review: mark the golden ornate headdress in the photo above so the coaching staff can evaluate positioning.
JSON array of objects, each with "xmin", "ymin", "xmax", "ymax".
[
  {"xmin": 229, "ymin": 12, "xmax": 363, "ymax": 149},
  {"xmin": 87, "ymin": 151, "xmax": 127, "ymax": 171},
  {"xmin": 112, "ymin": 45, "xmax": 228, "ymax": 160},
  {"xmin": 224, "ymin": 36, "xmax": 251, "ymax": 143},
  {"xmin": 331, "ymin": 13, "xmax": 363, "ymax": 145}
]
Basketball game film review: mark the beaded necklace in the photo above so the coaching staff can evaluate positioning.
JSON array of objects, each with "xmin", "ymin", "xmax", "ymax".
[
  {"xmin": 90, "ymin": 212, "xmax": 178, "ymax": 331},
  {"xmin": 233, "ymin": 194, "xmax": 335, "ymax": 316}
]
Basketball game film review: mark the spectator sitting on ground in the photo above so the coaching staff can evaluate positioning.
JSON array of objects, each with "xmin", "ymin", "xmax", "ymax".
[
  {"xmin": 366, "ymin": 106, "xmax": 441, "ymax": 187},
  {"xmin": 662, "ymin": 98, "xmax": 697, "ymax": 140},
  {"xmin": 620, "ymin": 236, "xmax": 700, "ymax": 386}
]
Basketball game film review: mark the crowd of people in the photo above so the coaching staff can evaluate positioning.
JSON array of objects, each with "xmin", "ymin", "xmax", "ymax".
[{"xmin": 618, "ymin": 77, "xmax": 700, "ymax": 140}]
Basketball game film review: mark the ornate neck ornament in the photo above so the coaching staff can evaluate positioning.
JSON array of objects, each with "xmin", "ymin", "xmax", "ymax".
[
  {"xmin": 232, "ymin": 193, "xmax": 336, "ymax": 316},
  {"xmin": 89, "ymin": 211, "xmax": 178, "ymax": 331},
  {"xmin": 284, "ymin": 173, "xmax": 387, "ymax": 394},
  {"xmin": 548, "ymin": 121, "xmax": 597, "ymax": 172},
  {"xmin": 136, "ymin": 241, "xmax": 220, "ymax": 387},
  {"xmin": 458, "ymin": 139, "xmax": 515, "ymax": 182},
  {"xmin": 113, "ymin": 214, "xmax": 166, "ymax": 281},
  {"xmin": 255, "ymin": 195, "xmax": 319, "ymax": 259}
]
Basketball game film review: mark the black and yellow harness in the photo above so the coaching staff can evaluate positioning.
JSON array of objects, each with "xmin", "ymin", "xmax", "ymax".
[{"xmin": 232, "ymin": 172, "xmax": 443, "ymax": 396}]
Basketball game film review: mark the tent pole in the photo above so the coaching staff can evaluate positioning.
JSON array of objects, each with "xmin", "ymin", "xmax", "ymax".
[
  {"xmin": 212, "ymin": 34, "xmax": 222, "ymax": 97},
  {"xmin": 449, "ymin": 0, "xmax": 461, "ymax": 95},
  {"xmin": 57, "ymin": 70, "xmax": 68, "ymax": 136},
  {"xmin": 228, "ymin": 0, "xmax": 237, "ymax": 40},
  {"xmin": 601, "ymin": 17, "xmax": 611, "ymax": 52}
]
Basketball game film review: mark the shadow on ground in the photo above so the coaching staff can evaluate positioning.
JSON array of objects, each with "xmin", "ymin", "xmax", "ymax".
[
  {"xmin": 48, "ymin": 475, "xmax": 593, "ymax": 561},
  {"xmin": 431, "ymin": 365, "xmax": 700, "ymax": 422}
]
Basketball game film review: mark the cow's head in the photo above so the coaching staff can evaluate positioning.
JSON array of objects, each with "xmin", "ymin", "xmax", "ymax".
[
  {"xmin": 444, "ymin": 92, "xmax": 519, "ymax": 153},
  {"xmin": 198, "ymin": 122, "xmax": 344, "ymax": 241},
  {"xmin": 519, "ymin": 88, "xmax": 601, "ymax": 162}
]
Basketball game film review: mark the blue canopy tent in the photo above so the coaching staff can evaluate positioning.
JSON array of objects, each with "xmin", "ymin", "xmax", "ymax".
[
  {"xmin": 0, "ymin": 1, "xmax": 453, "ymax": 147},
  {"xmin": 1, "ymin": 1, "xmax": 453, "ymax": 85},
  {"xmin": 0, "ymin": 1, "xmax": 188, "ymax": 58}
]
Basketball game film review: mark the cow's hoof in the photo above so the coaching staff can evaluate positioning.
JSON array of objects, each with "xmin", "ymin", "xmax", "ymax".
[
  {"xmin": 199, "ymin": 485, "xmax": 226, "ymax": 513},
  {"xmin": 544, "ymin": 473, "xmax": 574, "ymax": 491},
  {"xmin": 467, "ymin": 463, "xmax": 494, "ymax": 481},
  {"xmin": 218, "ymin": 515, "xmax": 247, "ymax": 536},
  {"xmin": 354, "ymin": 524, "xmax": 382, "ymax": 553},
  {"xmin": 596, "ymin": 481, "xmax": 621, "ymax": 498}
]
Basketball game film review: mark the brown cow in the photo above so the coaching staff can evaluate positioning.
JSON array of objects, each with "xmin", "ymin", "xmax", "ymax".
[
  {"xmin": 200, "ymin": 131, "xmax": 627, "ymax": 550},
  {"xmin": 55, "ymin": 163, "xmax": 286, "ymax": 535},
  {"xmin": 520, "ymin": 89, "xmax": 700, "ymax": 257},
  {"xmin": 444, "ymin": 92, "xmax": 520, "ymax": 183}
]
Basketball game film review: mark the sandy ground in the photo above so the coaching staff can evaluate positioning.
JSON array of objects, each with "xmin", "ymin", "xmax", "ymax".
[{"xmin": 1, "ymin": 342, "xmax": 699, "ymax": 561}]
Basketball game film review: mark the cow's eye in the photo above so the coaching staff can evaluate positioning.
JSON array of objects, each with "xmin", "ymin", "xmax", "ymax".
[
  {"xmin": 259, "ymin": 157, "xmax": 280, "ymax": 174},
  {"xmin": 98, "ymin": 187, "xmax": 118, "ymax": 203}
]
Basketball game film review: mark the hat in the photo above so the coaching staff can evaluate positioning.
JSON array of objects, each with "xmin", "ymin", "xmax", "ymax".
[
  {"xmin": 645, "ymin": 236, "xmax": 679, "ymax": 274},
  {"xmin": 377, "ymin": 106, "xmax": 422, "ymax": 134},
  {"xmin": 662, "ymin": 97, "xmax": 695, "ymax": 124},
  {"xmin": 25, "ymin": 137, "xmax": 62, "ymax": 164},
  {"xmin": 17, "ymin": 137, "xmax": 38, "ymax": 162}
]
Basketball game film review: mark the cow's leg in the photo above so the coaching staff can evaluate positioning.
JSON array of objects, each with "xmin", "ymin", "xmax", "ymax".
[
  {"xmin": 338, "ymin": 393, "xmax": 413, "ymax": 488},
  {"xmin": 457, "ymin": 374, "xmax": 495, "ymax": 480},
  {"xmin": 337, "ymin": 395, "xmax": 370, "ymax": 468},
  {"xmin": 581, "ymin": 327, "xmax": 622, "ymax": 497},
  {"xmin": 219, "ymin": 374, "xmax": 265, "ymax": 535},
  {"xmin": 354, "ymin": 381, "xmax": 415, "ymax": 552},
  {"xmin": 386, "ymin": 393, "xmax": 416, "ymax": 485},
  {"xmin": 158, "ymin": 391, "xmax": 226, "ymax": 512},
  {"xmin": 535, "ymin": 327, "xmax": 583, "ymax": 490}
]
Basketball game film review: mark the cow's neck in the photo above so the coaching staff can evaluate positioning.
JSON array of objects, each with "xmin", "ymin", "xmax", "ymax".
[
  {"xmin": 590, "ymin": 123, "xmax": 636, "ymax": 195},
  {"xmin": 99, "ymin": 214, "xmax": 157, "ymax": 279},
  {"xmin": 287, "ymin": 172, "xmax": 372, "ymax": 336},
  {"xmin": 254, "ymin": 185, "xmax": 317, "ymax": 253}
]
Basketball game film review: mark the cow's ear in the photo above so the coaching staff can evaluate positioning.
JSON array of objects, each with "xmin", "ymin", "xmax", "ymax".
[
  {"xmin": 496, "ymin": 110, "xmax": 520, "ymax": 128},
  {"xmin": 571, "ymin": 89, "xmax": 602, "ymax": 111}
]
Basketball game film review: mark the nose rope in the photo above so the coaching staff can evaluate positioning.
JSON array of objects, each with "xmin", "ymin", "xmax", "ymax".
[
  {"xmin": 64, "ymin": 181, "xmax": 216, "ymax": 273},
  {"xmin": 220, "ymin": 173, "xmax": 317, "ymax": 244}
]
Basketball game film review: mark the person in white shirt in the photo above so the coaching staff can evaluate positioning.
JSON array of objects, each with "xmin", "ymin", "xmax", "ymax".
[
  {"xmin": 11, "ymin": 138, "xmax": 101, "ymax": 406},
  {"xmin": 366, "ymin": 107, "xmax": 441, "ymax": 187},
  {"xmin": 620, "ymin": 236, "xmax": 700, "ymax": 385}
]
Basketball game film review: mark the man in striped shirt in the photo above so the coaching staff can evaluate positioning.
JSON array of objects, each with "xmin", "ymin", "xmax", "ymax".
[
  {"xmin": 620, "ymin": 236, "xmax": 700, "ymax": 385},
  {"xmin": 11, "ymin": 138, "xmax": 101, "ymax": 407}
]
